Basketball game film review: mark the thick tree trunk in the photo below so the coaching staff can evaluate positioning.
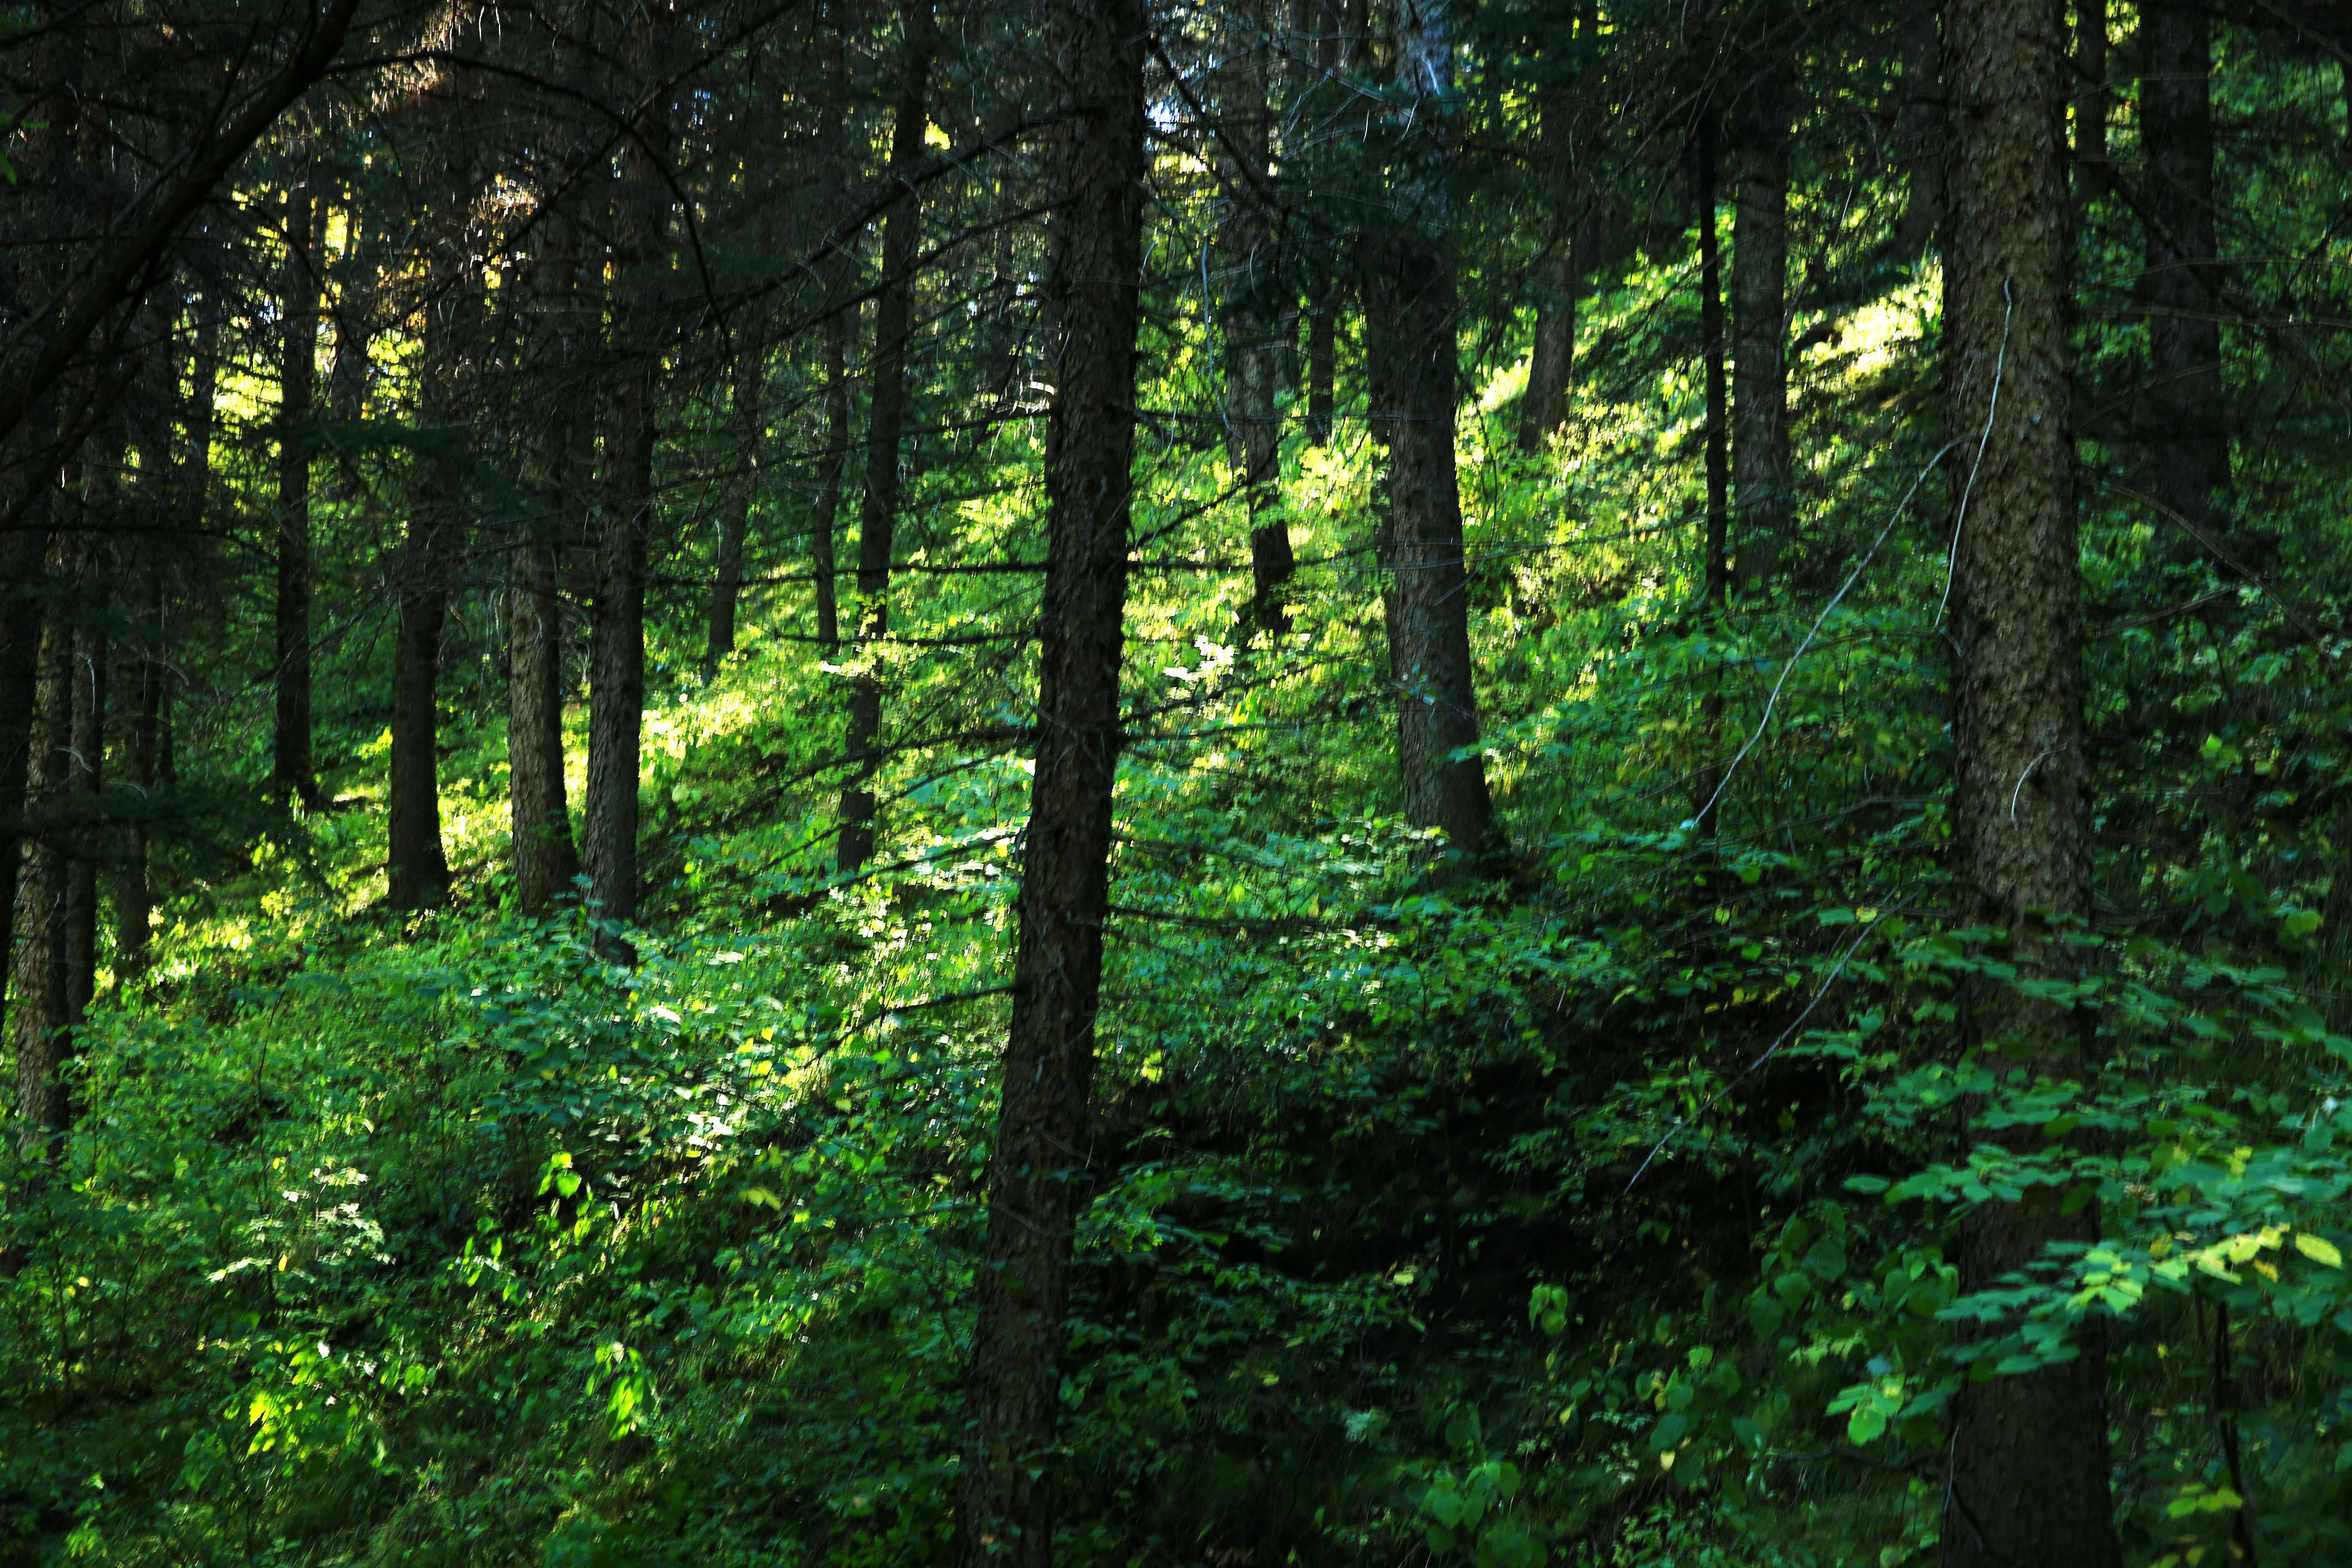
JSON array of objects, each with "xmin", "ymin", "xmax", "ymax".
[
  {"xmin": 273, "ymin": 176, "xmax": 321, "ymax": 806},
  {"xmin": 63, "ymin": 616, "xmax": 101, "ymax": 1024},
  {"xmin": 1732, "ymin": 74, "xmax": 1791, "ymax": 590},
  {"xmin": 1519, "ymin": 246, "xmax": 1575, "ymax": 453},
  {"xmin": 1941, "ymin": 0, "xmax": 2119, "ymax": 1559},
  {"xmin": 812, "ymin": 307, "xmax": 851, "ymax": 653},
  {"xmin": 13, "ymin": 564, "xmax": 75, "ymax": 1152},
  {"xmin": 1697, "ymin": 112, "xmax": 1729, "ymax": 608},
  {"xmin": 2140, "ymin": 0, "xmax": 2241, "ymax": 570},
  {"xmin": 837, "ymin": 4, "xmax": 935, "ymax": 875},
  {"xmin": 586, "ymin": 10, "xmax": 675, "ymax": 953},
  {"xmin": 706, "ymin": 346, "xmax": 761, "ymax": 670},
  {"xmin": 1363, "ymin": 0, "xmax": 1492, "ymax": 870},
  {"xmin": 950, "ymin": 0, "xmax": 1145, "ymax": 1554}
]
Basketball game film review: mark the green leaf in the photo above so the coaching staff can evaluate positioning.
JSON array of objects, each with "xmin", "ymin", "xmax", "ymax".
[
  {"xmin": 2294, "ymin": 1232, "xmax": 2344, "ymax": 1270},
  {"xmin": 1846, "ymin": 1407, "xmax": 1887, "ymax": 1445},
  {"xmin": 1648, "ymin": 1412, "xmax": 1689, "ymax": 1451}
]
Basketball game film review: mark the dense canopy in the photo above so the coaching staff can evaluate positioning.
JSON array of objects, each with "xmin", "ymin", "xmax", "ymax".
[{"xmin": 3, "ymin": 0, "xmax": 2352, "ymax": 1562}]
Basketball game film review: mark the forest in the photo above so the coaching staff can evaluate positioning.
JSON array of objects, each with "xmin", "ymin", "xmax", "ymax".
[{"xmin": 2, "ymin": 0, "xmax": 2350, "ymax": 1560}]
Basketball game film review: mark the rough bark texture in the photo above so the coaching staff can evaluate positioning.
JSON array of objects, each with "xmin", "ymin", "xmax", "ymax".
[
  {"xmin": 1363, "ymin": 0, "xmax": 1492, "ymax": 869},
  {"xmin": 2140, "ymin": 0, "xmax": 2241, "ymax": 570},
  {"xmin": 273, "ymin": 177, "xmax": 321, "ymax": 807},
  {"xmin": 1941, "ymin": 0, "xmax": 2119, "ymax": 1557},
  {"xmin": 1519, "ymin": 245, "xmax": 1576, "ymax": 454},
  {"xmin": 837, "ymin": 5, "xmax": 935, "ymax": 875},
  {"xmin": 812, "ymin": 307, "xmax": 851, "ymax": 653},
  {"xmin": 13, "ymin": 568, "xmax": 75, "ymax": 1151},
  {"xmin": 0, "ymin": 539, "xmax": 44, "ymax": 1030},
  {"xmin": 950, "ymin": 0, "xmax": 1144, "ymax": 1553},
  {"xmin": 1731, "ymin": 74, "xmax": 1791, "ymax": 590},
  {"xmin": 586, "ymin": 7, "xmax": 674, "ymax": 952}
]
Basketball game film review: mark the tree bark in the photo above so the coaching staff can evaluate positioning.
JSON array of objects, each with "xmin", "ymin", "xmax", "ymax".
[
  {"xmin": 1304, "ymin": 288, "xmax": 1336, "ymax": 445},
  {"xmin": 1697, "ymin": 111, "xmax": 1729, "ymax": 608},
  {"xmin": 2140, "ymin": 0, "xmax": 2241, "ymax": 571},
  {"xmin": 586, "ymin": 7, "xmax": 676, "ymax": 953},
  {"xmin": 1363, "ymin": 0, "xmax": 1492, "ymax": 870},
  {"xmin": 1892, "ymin": 8, "xmax": 1946, "ymax": 261},
  {"xmin": 508, "ymin": 220, "xmax": 584, "ymax": 915},
  {"xmin": 118, "ymin": 558, "xmax": 165, "ymax": 974},
  {"xmin": 950, "ymin": 0, "xmax": 1145, "ymax": 1553},
  {"xmin": 812, "ymin": 307, "xmax": 851, "ymax": 653},
  {"xmin": 0, "ymin": 537, "xmax": 44, "ymax": 1034},
  {"xmin": 274, "ymin": 175, "xmax": 322, "ymax": 807},
  {"xmin": 2074, "ymin": 0, "xmax": 2109, "ymax": 200},
  {"xmin": 1732, "ymin": 74, "xmax": 1792, "ymax": 590},
  {"xmin": 706, "ymin": 343, "xmax": 761, "ymax": 670},
  {"xmin": 1940, "ymin": 0, "xmax": 2119, "ymax": 1557},
  {"xmin": 1218, "ymin": 0, "xmax": 1290, "ymax": 638},
  {"xmin": 1519, "ymin": 16, "xmax": 1591, "ymax": 458},
  {"xmin": 13, "ymin": 549, "xmax": 76, "ymax": 1152},
  {"xmin": 63, "ymin": 614, "xmax": 102, "ymax": 1025},
  {"xmin": 837, "ymin": 3, "xmax": 936, "ymax": 875}
]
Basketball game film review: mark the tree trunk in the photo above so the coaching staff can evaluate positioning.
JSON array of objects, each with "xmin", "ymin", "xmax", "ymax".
[
  {"xmin": 13, "ymin": 558, "xmax": 75, "ymax": 1152},
  {"xmin": 1304, "ymin": 288, "xmax": 1336, "ymax": 445},
  {"xmin": 1363, "ymin": 0, "xmax": 1492, "ymax": 871},
  {"xmin": 1697, "ymin": 111, "xmax": 1729, "ymax": 608},
  {"xmin": 1519, "ymin": 246, "xmax": 1576, "ymax": 454},
  {"xmin": 706, "ymin": 345, "xmax": 761, "ymax": 670},
  {"xmin": 1732, "ymin": 74, "xmax": 1792, "ymax": 590},
  {"xmin": 2140, "ymin": 0, "xmax": 2242, "ymax": 571},
  {"xmin": 1219, "ymin": 0, "xmax": 1290, "ymax": 638},
  {"xmin": 273, "ymin": 176, "xmax": 321, "ymax": 806},
  {"xmin": 63, "ymin": 615, "xmax": 102, "ymax": 1025},
  {"xmin": 509, "ymin": 220, "xmax": 584, "ymax": 915},
  {"xmin": 586, "ymin": 9, "xmax": 675, "ymax": 954},
  {"xmin": 2074, "ymin": 0, "xmax": 2109, "ymax": 200},
  {"xmin": 0, "ymin": 539, "xmax": 43, "ymax": 1033},
  {"xmin": 1941, "ymin": 0, "xmax": 2119, "ymax": 1557},
  {"xmin": 386, "ymin": 264, "xmax": 474, "ymax": 912},
  {"xmin": 950, "ymin": 0, "xmax": 1145, "ymax": 1554},
  {"xmin": 812, "ymin": 306, "xmax": 851, "ymax": 653},
  {"xmin": 1892, "ymin": 8, "xmax": 1946, "ymax": 260},
  {"xmin": 837, "ymin": 2, "xmax": 936, "ymax": 875},
  {"xmin": 118, "ymin": 560, "xmax": 164, "ymax": 974},
  {"xmin": 328, "ymin": 200, "xmax": 374, "ymax": 423}
]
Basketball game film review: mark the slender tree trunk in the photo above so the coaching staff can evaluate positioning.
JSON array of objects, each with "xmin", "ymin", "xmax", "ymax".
[
  {"xmin": 13, "ymin": 548, "xmax": 76, "ymax": 1152},
  {"xmin": 812, "ymin": 307, "xmax": 851, "ymax": 653},
  {"xmin": 951, "ymin": 0, "xmax": 1145, "ymax": 1553},
  {"xmin": 0, "ymin": 537, "xmax": 43, "ymax": 1032},
  {"xmin": 586, "ymin": 9, "xmax": 675, "ymax": 954},
  {"xmin": 837, "ymin": 3, "xmax": 936, "ymax": 874},
  {"xmin": 386, "ymin": 256, "xmax": 477, "ymax": 911},
  {"xmin": 1941, "ymin": 0, "xmax": 2119, "ymax": 1558},
  {"xmin": 63, "ymin": 615, "xmax": 102, "ymax": 1024},
  {"xmin": 273, "ymin": 176, "xmax": 321, "ymax": 806},
  {"xmin": 2074, "ymin": 0, "xmax": 2109, "ymax": 200},
  {"xmin": 1732, "ymin": 74, "xmax": 1792, "ymax": 590},
  {"xmin": 1893, "ymin": 8, "xmax": 1946, "ymax": 260},
  {"xmin": 1219, "ymin": 0, "xmax": 1290, "ymax": 637},
  {"xmin": 1304, "ymin": 287, "xmax": 1336, "ymax": 445},
  {"xmin": 2141, "ymin": 0, "xmax": 2242, "ymax": 570},
  {"xmin": 328, "ymin": 200, "xmax": 374, "ymax": 424},
  {"xmin": 509, "ymin": 221, "xmax": 584, "ymax": 915},
  {"xmin": 118, "ymin": 559, "xmax": 164, "ymax": 974},
  {"xmin": 1697, "ymin": 112, "xmax": 1729, "ymax": 608},
  {"xmin": 1363, "ymin": 0, "xmax": 1492, "ymax": 870},
  {"xmin": 706, "ymin": 345, "xmax": 761, "ymax": 670},
  {"xmin": 1519, "ymin": 245, "xmax": 1576, "ymax": 453}
]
